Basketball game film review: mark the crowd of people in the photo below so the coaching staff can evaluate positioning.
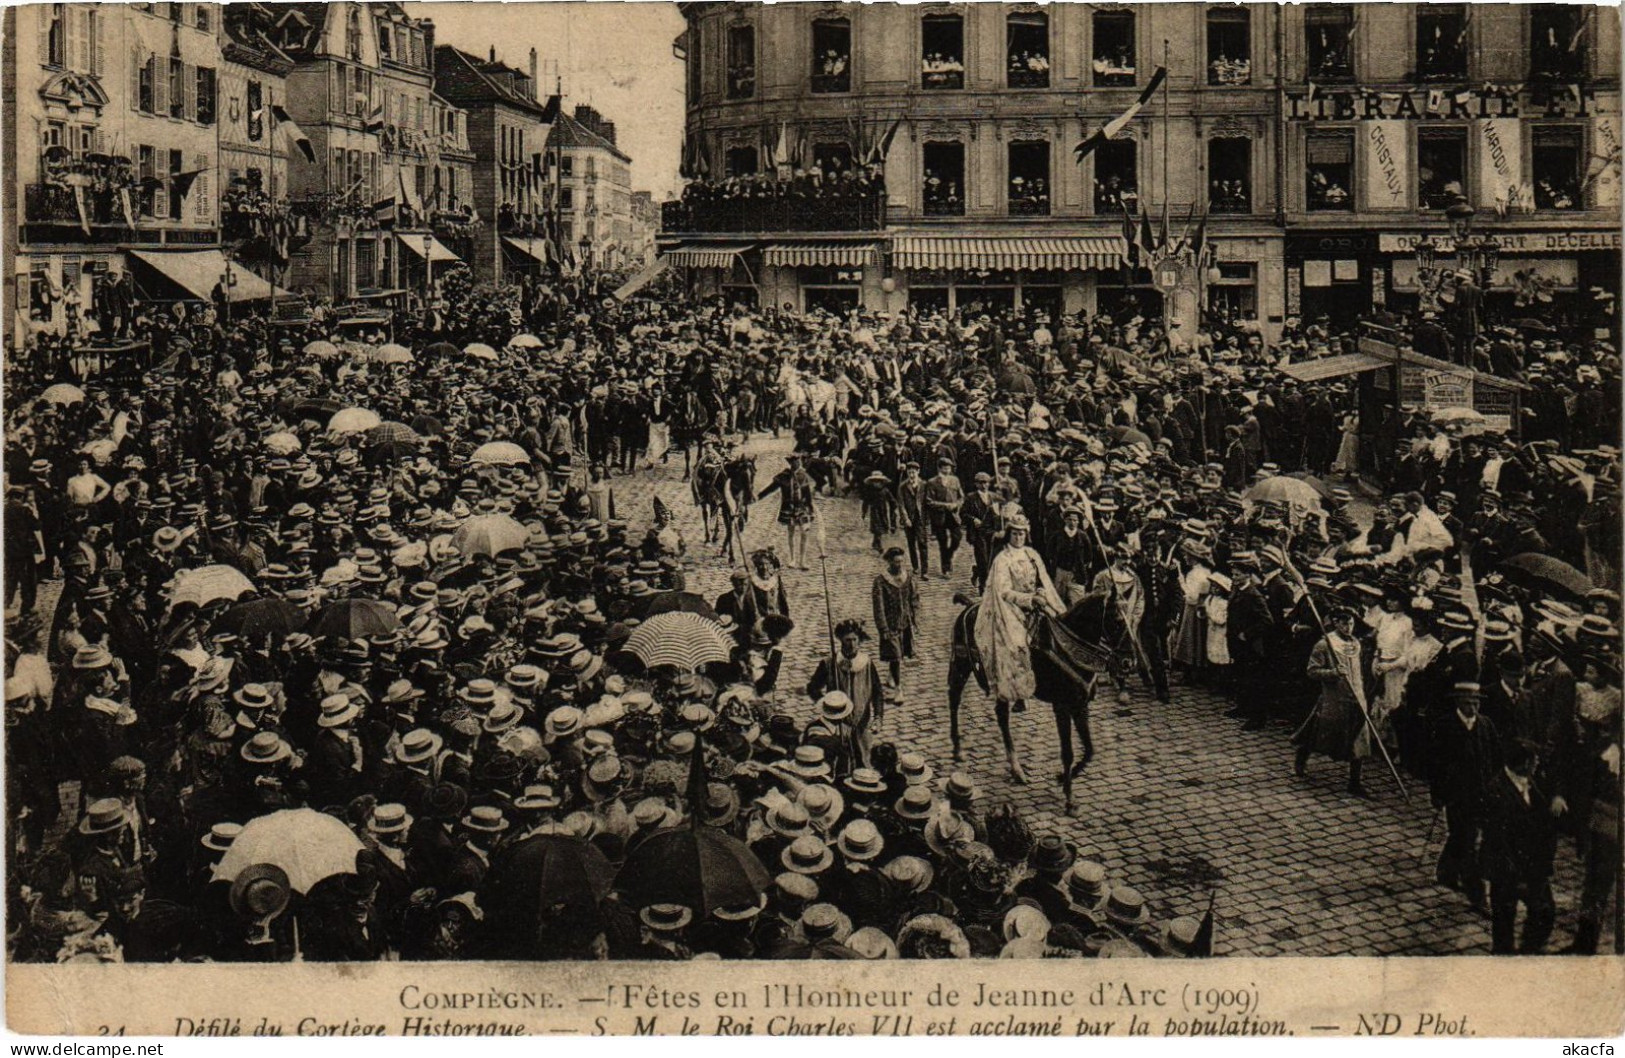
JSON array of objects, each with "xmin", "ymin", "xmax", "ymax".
[{"xmin": 3, "ymin": 259, "xmax": 1620, "ymax": 962}]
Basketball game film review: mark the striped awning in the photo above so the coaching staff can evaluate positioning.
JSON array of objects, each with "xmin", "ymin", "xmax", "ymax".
[
  {"xmin": 763, "ymin": 242, "xmax": 880, "ymax": 268},
  {"xmin": 893, "ymin": 236, "xmax": 1127, "ymax": 272},
  {"xmin": 662, "ymin": 243, "xmax": 753, "ymax": 269}
]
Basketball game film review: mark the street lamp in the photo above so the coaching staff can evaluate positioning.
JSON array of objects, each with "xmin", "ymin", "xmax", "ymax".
[{"xmin": 1413, "ymin": 196, "xmax": 1501, "ymax": 311}]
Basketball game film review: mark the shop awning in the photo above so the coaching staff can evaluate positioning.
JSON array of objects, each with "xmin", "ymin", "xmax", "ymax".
[
  {"xmin": 503, "ymin": 237, "xmax": 551, "ymax": 265},
  {"xmin": 1278, "ymin": 352, "xmax": 1390, "ymax": 382},
  {"xmin": 612, "ymin": 258, "xmax": 669, "ymax": 302},
  {"xmin": 396, "ymin": 233, "xmax": 461, "ymax": 263},
  {"xmin": 763, "ymin": 242, "xmax": 880, "ymax": 268},
  {"xmin": 128, "ymin": 250, "xmax": 284, "ymax": 302},
  {"xmin": 662, "ymin": 243, "xmax": 753, "ymax": 269},
  {"xmin": 892, "ymin": 236, "xmax": 1126, "ymax": 272}
]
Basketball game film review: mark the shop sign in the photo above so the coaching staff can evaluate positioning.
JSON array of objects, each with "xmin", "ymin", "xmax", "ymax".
[
  {"xmin": 1287, "ymin": 86, "xmax": 1596, "ymax": 121},
  {"xmin": 1377, "ymin": 231, "xmax": 1622, "ymax": 254},
  {"xmin": 1363, "ymin": 122, "xmax": 1408, "ymax": 209}
]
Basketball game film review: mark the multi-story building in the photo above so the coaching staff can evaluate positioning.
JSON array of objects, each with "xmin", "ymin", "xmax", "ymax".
[
  {"xmin": 434, "ymin": 44, "xmax": 555, "ymax": 283},
  {"xmin": 629, "ymin": 190, "xmax": 660, "ymax": 270},
  {"xmin": 667, "ymin": 3, "xmax": 1621, "ymax": 334},
  {"xmin": 219, "ymin": 3, "xmax": 295, "ymax": 286},
  {"xmin": 5, "ymin": 2, "xmax": 232, "ymax": 347},
  {"xmin": 549, "ymin": 105, "xmax": 636, "ymax": 273},
  {"xmin": 427, "ymin": 92, "xmax": 479, "ymax": 266}
]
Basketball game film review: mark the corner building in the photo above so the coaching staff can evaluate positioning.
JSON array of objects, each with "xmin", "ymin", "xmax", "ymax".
[{"xmin": 667, "ymin": 3, "xmax": 1622, "ymax": 337}]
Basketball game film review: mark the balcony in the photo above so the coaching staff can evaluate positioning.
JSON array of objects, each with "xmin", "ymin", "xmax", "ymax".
[
  {"xmin": 1209, "ymin": 184, "xmax": 1251, "ymax": 215},
  {"xmin": 1008, "ymin": 197, "xmax": 1050, "ymax": 217},
  {"xmin": 1007, "ymin": 64, "xmax": 1050, "ymax": 89},
  {"xmin": 25, "ymin": 183, "xmax": 131, "ymax": 228},
  {"xmin": 922, "ymin": 62, "xmax": 964, "ymax": 90},
  {"xmin": 662, "ymin": 191, "xmax": 886, "ymax": 233}
]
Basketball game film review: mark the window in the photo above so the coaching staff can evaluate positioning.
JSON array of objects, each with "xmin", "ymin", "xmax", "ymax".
[
  {"xmin": 1529, "ymin": 6, "xmax": 1586, "ymax": 81},
  {"xmin": 1008, "ymin": 141, "xmax": 1050, "ymax": 215},
  {"xmin": 169, "ymin": 149, "xmax": 184, "ymax": 218},
  {"xmin": 1208, "ymin": 138, "xmax": 1251, "ymax": 213},
  {"xmin": 1207, "ymin": 7, "xmax": 1251, "ymax": 85},
  {"xmin": 811, "ymin": 18, "xmax": 851, "ymax": 93},
  {"xmin": 138, "ymin": 145, "xmax": 157, "ymax": 217},
  {"xmin": 728, "ymin": 24, "xmax": 755, "ymax": 99},
  {"xmin": 922, "ymin": 14, "xmax": 965, "ymax": 89},
  {"xmin": 1305, "ymin": 6, "xmax": 1355, "ymax": 80},
  {"xmin": 1416, "ymin": 5, "xmax": 1467, "ymax": 81},
  {"xmin": 247, "ymin": 80, "xmax": 263, "ymax": 141},
  {"xmin": 346, "ymin": 7, "xmax": 362, "ymax": 62},
  {"xmin": 812, "ymin": 142, "xmax": 853, "ymax": 175},
  {"xmin": 377, "ymin": 21, "xmax": 392, "ymax": 58},
  {"xmin": 196, "ymin": 66, "xmax": 215, "ymax": 125},
  {"xmin": 1093, "ymin": 140, "xmax": 1138, "ymax": 213},
  {"xmin": 168, "ymin": 3, "xmax": 183, "ymax": 24},
  {"xmin": 44, "ymin": 4, "xmax": 66, "ymax": 67},
  {"xmin": 1092, "ymin": 11, "xmax": 1136, "ymax": 86},
  {"xmin": 559, "ymin": 187, "xmax": 574, "ymax": 210},
  {"xmin": 725, "ymin": 145, "xmax": 758, "ymax": 176},
  {"xmin": 560, "ymin": 156, "xmax": 573, "ymax": 177},
  {"xmin": 138, "ymin": 53, "xmax": 156, "ymax": 113},
  {"xmin": 169, "ymin": 56, "xmax": 185, "ymax": 118},
  {"xmin": 194, "ymin": 5, "xmax": 209, "ymax": 31},
  {"xmin": 1306, "ymin": 130, "xmax": 1354, "ymax": 210},
  {"xmin": 923, "ymin": 142, "xmax": 964, "ymax": 216},
  {"xmin": 1533, "ymin": 127, "xmax": 1583, "ymax": 210},
  {"xmin": 1007, "ymin": 11, "xmax": 1050, "ymax": 88},
  {"xmin": 685, "ymin": 28, "xmax": 700, "ymax": 104},
  {"xmin": 1418, "ymin": 128, "xmax": 1468, "ymax": 210}
]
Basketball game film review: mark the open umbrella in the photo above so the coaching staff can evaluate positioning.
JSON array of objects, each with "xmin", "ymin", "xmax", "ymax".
[
  {"xmin": 309, "ymin": 597, "xmax": 402, "ymax": 639},
  {"xmin": 452, "ymin": 513, "xmax": 531, "ymax": 558},
  {"xmin": 1513, "ymin": 318, "xmax": 1558, "ymax": 335},
  {"xmin": 477, "ymin": 835, "xmax": 616, "ymax": 957},
  {"xmin": 328, "ymin": 407, "xmax": 382, "ymax": 434},
  {"xmin": 213, "ymin": 809, "xmax": 364, "ymax": 894},
  {"xmin": 642, "ymin": 591, "xmax": 719, "ymax": 621},
  {"xmin": 370, "ymin": 342, "xmax": 413, "ymax": 365},
  {"xmin": 214, "ymin": 597, "xmax": 307, "ymax": 639},
  {"xmin": 1499, "ymin": 553, "xmax": 1593, "ymax": 598},
  {"xmin": 286, "ymin": 396, "xmax": 346, "ymax": 420},
  {"xmin": 1243, "ymin": 475, "xmax": 1324, "ymax": 509},
  {"xmin": 1284, "ymin": 472, "xmax": 1333, "ymax": 499},
  {"xmin": 263, "ymin": 431, "xmax": 303, "ymax": 455},
  {"xmin": 303, "ymin": 340, "xmax": 340, "ymax": 359},
  {"xmin": 1108, "ymin": 425, "xmax": 1151, "ymax": 448},
  {"xmin": 366, "ymin": 439, "xmax": 419, "ymax": 464},
  {"xmin": 409, "ymin": 414, "xmax": 444, "ymax": 436},
  {"xmin": 470, "ymin": 441, "xmax": 531, "ymax": 466},
  {"xmin": 623, "ymin": 612, "xmax": 735, "ymax": 672},
  {"xmin": 1431, "ymin": 406, "xmax": 1485, "ymax": 425},
  {"xmin": 463, "ymin": 342, "xmax": 499, "ymax": 361},
  {"xmin": 41, "ymin": 383, "xmax": 86, "ymax": 405},
  {"xmin": 365, "ymin": 421, "xmax": 421, "ymax": 446},
  {"xmin": 508, "ymin": 333, "xmax": 544, "ymax": 350},
  {"xmin": 169, "ymin": 565, "xmax": 256, "ymax": 610},
  {"xmin": 423, "ymin": 341, "xmax": 460, "ymax": 358},
  {"xmin": 615, "ymin": 826, "xmax": 771, "ymax": 918}
]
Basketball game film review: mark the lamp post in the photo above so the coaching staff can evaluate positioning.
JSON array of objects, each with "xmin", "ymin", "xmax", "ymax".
[{"xmin": 1413, "ymin": 197, "xmax": 1501, "ymax": 313}]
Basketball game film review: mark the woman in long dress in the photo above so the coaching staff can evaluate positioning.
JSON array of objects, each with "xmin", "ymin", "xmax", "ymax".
[
  {"xmin": 1169, "ymin": 542, "xmax": 1212, "ymax": 678},
  {"xmin": 1331, "ymin": 411, "xmax": 1360, "ymax": 476},
  {"xmin": 974, "ymin": 514, "xmax": 1064, "ymax": 786}
]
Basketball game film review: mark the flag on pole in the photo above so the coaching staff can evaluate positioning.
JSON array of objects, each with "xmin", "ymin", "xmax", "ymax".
[
  {"xmin": 272, "ymin": 106, "xmax": 315, "ymax": 162},
  {"xmin": 1120, "ymin": 202, "xmax": 1138, "ymax": 265},
  {"xmin": 173, "ymin": 169, "xmax": 207, "ymax": 198},
  {"xmin": 72, "ymin": 183, "xmax": 92, "ymax": 235},
  {"xmin": 1073, "ymin": 66, "xmax": 1167, "ymax": 163},
  {"xmin": 365, "ymin": 101, "xmax": 386, "ymax": 135},
  {"xmin": 1160, "ymin": 197, "xmax": 1170, "ymax": 255},
  {"xmin": 868, "ymin": 115, "xmax": 904, "ymax": 164},
  {"xmin": 1139, "ymin": 209, "xmax": 1156, "ymax": 259}
]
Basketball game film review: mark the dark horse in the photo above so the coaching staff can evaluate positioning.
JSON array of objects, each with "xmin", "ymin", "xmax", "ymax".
[
  {"xmin": 693, "ymin": 453, "xmax": 757, "ymax": 564},
  {"xmin": 948, "ymin": 593, "xmax": 1119, "ymax": 815}
]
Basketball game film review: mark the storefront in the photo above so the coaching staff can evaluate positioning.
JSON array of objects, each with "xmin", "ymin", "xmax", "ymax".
[
  {"xmin": 892, "ymin": 235, "xmax": 1125, "ymax": 319},
  {"xmin": 1284, "ymin": 232, "xmax": 1378, "ymax": 325}
]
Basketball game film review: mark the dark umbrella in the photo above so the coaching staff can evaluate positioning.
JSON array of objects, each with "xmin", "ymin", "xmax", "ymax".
[
  {"xmin": 423, "ymin": 342, "xmax": 460, "ymax": 358},
  {"xmin": 1512, "ymin": 318, "xmax": 1558, "ymax": 335},
  {"xmin": 1108, "ymin": 425, "xmax": 1151, "ymax": 448},
  {"xmin": 476, "ymin": 834, "xmax": 616, "ymax": 958},
  {"xmin": 215, "ymin": 597, "xmax": 307, "ymax": 638},
  {"xmin": 642, "ymin": 591, "xmax": 718, "ymax": 621},
  {"xmin": 409, "ymin": 414, "xmax": 445, "ymax": 437},
  {"xmin": 615, "ymin": 827, "xmax": 771, "ymax": 919},
  {"xmin": 1499, "ymin": 553, "xmax": 1593, "ymax": 598},
  {"xmin": 309, "ymin": 598, "xmax": 402, "ymax": 639},
  {"xmin": 285, "ymin": 396, "xmax": 346, "ymax": 420}
]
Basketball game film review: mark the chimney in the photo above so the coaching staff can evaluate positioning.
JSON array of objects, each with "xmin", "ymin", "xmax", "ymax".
[
  {"xmin": 489, "ymin": 45, "xmax": 496, "ymax": 63},
  {"xmin": 529, "ymin": 47, "xmax": 538, "ymax": 85}
]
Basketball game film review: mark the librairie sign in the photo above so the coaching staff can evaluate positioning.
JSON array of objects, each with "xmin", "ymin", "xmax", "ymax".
[
  {"xmin": 1286, "ymin": 85, "xmax": 1597, "ymax": 121},
  {"xmin": 1377, "ymin": 231, "xmax": 1622, "ymax": 253}
]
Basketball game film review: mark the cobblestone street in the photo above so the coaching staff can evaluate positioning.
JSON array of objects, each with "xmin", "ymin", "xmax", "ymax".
[{"xmin": 619, "ymin": 433, "xmax": 1585, "ymax": 957}]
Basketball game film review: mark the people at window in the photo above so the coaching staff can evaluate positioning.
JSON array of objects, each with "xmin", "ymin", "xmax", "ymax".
[
  {"xmin": 1209, "ymin": 178, "xmax": 1249, "ymax": 213},
  {"xmin": 672, "ymin": 163, "xmax": 886, "ymax": 230},
  {"xmin": 923, "ymin": 168, "xmax": 962, "ymax": 214},
  {"xmin": 814, "ymin": 49, "xmax": 850, "ymax": 91},
  {"xmin": 1535, "ymin": 176, "xmax": 1578, "ymax": 211},
  {"xmin": 1307, "ymin": 169, "xmax": 1350, "ymax": 210},
  {"xmin": 1209, "ymin": 53, "xmax": 1250, "ymax": 85},
  {"xmin": 1008, "ymin": 50, "xmax": 1049, "ymax": 86},
  {"xmin": 1008, "ymin": 175, "xmax": 1048, "ymax": 214},
  {"xmin": 922, "ymin": 52, "xmax": 965, "ymax": 87},
  {"xmin": 1094, "ymin": 174, "xmax": 1138, "ymax": 213},
  {"xmin": 1093, "ymin": 45, "xmax": 1135, "ymax": 83}
]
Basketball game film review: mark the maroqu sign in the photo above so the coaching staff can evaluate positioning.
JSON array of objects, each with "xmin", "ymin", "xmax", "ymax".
[{"xmin": 1286, "ymin": 85, "xmax": 1596, "ymax": 121}]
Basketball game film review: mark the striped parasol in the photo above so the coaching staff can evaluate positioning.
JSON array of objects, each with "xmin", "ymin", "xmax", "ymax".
[
  {"xmin": 365, "ymin": 421, "xmax": 421, "ymax": 446},
  {"xmin": 622, "ymin": 612, "xmax": 736, "ymax": 672}
]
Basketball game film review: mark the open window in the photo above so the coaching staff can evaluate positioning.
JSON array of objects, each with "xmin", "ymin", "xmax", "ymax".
[
  {"xmin": 1092, "ymin": 11, "xmax": 1137, "ymax": 87},
  {"xmin": 923, "ymin": 141, "xmax": 964, "ymax": 216},
  {"xmin": 1305, "ymin": 5, "xmax": 1355, "ymax": 81},
  {"xmin": 1007, "ymin": 141, "xmax": 1050, "ymax": 216},
  {"xmin": 725, "ymin": 145, "xmax": 758, "ymax": 177},
  {"xmin": 1533, "ymin": 127, "xmax": 1583, "ymax": 210},
  {"xmin": 1006, "ymin": 11, "xmax": 1050, "ymax": 88},
  {"xmin": 1207, "ymin": 7, "xmax": 1251, "ymax": 85},
  {"xmin": 728, "ymin": 24, "xmax": 755, "ymax": 99},
  {"xmin": 1208, "ymin": 138, "xmax": 1251, "ymax": 213},
  {"xmin": 1529, "ymin": 6, "xmax": 1586, "ymax": 81},
  {"xmin": 811, "ymin": 18, "xmax": 851, "ymax": 93},
  {"xmin": 813, "ymin": 142, "xmax": 854, "ymax": 176},
  {"xmin": 922, "ymin": 13, "xmax": 964, "ymax": 89},
  {"xmin": 1416, "ymin": 5, "xmax": 1467, "ymax": 81},
  {"xmin": 1093, "ymin": 139, "xmax": 1138, "ymax": 213},
  {"xmin": 1306, "ymin": 130, "xmax": 1354, "ymax": 211},
  {"xmin": 1418, "ymin": 128, "xmax": 1468, "ymax": 210}
]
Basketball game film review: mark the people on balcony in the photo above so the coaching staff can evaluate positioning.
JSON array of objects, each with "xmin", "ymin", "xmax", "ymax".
[
  {"xmin": 922, "ymin": 52, "xmax": 965, "ymax": 87},
  {"xmin": 923, "ymin": 169, "xmax": 962, "ymax": 215},
  {"xmin": 728, "ymin": 64, "xmax": 756, "ymax": 97},
  {"xmin": 1535, "ymin": 177, "xmax": 1579, "ymax": 212},
  {"xmin": 672, "ymin": 163, "xmax": 885, "ymax": 231},
  {"xmin": 1008, "ymin": 50, "xmax": 1049, "ymax": 86},
  {"xmin": 1093, "ymin": 46, "xmax": 1135, "ymax": 84},
  {"xmin": 1209, "ymin": 54, "xmax": 1250, "ymax": 85},
  {"xmin": 1209, "ymin": 179, "xmax": 1250, "ymax": 214},
  {"xmin": 1008, "ymin": 175, "xmax": 1049, "ymax": 215},
  {"xmin": 1307, "ymin": 169, "xmax": 1350, "ymax": 210},
  {"xmin": 1094, "ymin": 175, "xmax": 1138, "ymax": 214}
]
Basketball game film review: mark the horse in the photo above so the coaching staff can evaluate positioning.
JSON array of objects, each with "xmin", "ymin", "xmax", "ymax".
[
  {"xmin": 948, "ymin": 592, "xmax": 1122, "ymax": 816},
  {"xmin": 692, "ymin": 453, "xmax": 756, "ymax": 564}
]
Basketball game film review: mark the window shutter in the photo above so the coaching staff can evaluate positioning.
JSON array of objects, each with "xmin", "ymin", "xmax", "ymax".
[
  {"xmin": 155, "ymin": 57, "xmax": 169, "ymax": 116},
  {"xmin": 193, "ymin": 152, "xmax": 210, "ymax": 221},
  {"xmin": 89, "ymin": 9, "xmax": 102, "ymax": 76},
  {"xmin": 131, "ymin": 47, "xmax": 142, "ymax": 110},
  {"xmin": 70, "ymin": 7, "xmax": 87, "ymax": 72},
  {"xmin": 183, "ymin": 62, "xmax": 196, "ymax": 121},
  {"xmin": 39, "ymin": 7, "xmax": 50, "ymax": 65}
]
